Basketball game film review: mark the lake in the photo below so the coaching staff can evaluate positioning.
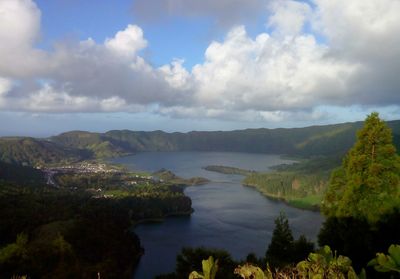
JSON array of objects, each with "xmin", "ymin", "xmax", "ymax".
[{"xmin": 112, "ymin": 152, "xmax": 324, "ymax": 279}]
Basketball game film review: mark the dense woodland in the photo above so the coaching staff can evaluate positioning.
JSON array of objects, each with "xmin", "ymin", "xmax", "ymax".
[{"xmin": 0, "ymin": 162, "xmax": 193, "ymax": 278}]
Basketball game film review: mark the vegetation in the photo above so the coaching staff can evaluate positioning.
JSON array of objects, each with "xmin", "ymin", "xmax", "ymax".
[
  {"xmin": 47, "ymin": 119, "xmax": 400, "ymax": 159},
  {"xmin": 153, "ymin": 169, "xmax": 210, "ymax": 186},
  {"xmin": 265, "ymin": 213, "xmax": 314, "ymax": 268},
  {"xmin": 0, "ymin": 161, "xmax": 196, "ymax": 278},
  {"xmin": 0, "ymin": 161, "xmax": 45, "ymax": 187},
  {"xmin": 0, "ymin": 137, "xmax": 88, "ymax": 166},
  {"xmin": 241, "ymin": 155, "xmax": 343, "ymax": 210},
  {"xmin": 243, "ymin": 167, "xmax": 329, "ymax": 210},
  {"xmin": 188, "ymin": 245, "xmax": 400, "ymax": 279},
  {"xmin": 156, "ymin": 247, "xmax": 238, "ymax": 279},
  {"xmin": 322, "ymin": 113, "xmax": 400, "ymax": 223},
  {"xmin": 203, "ymin": 165, "xmax": 255, "ymax": 176},
  {"xmin": 318, "ymin": 113, "xmax": 400, "ymax": 277},
  {"xmin": 2, "ymin": 114, "xmax": 400, "ymax": 278},
  {"xmin": 296, "ymin": 245, "xmax": 359, "ymax": 279},
  {"xmin": 231, "ymin": 246, "xmax": 360, "ymax": 279},
  {"xmin": 0, "ymin": 189, "xmax": 143, "ymax": 278},
  {"xmin": 2, "ymin": 118, "xmax": 400, "ymax": 166},
  {"xmin": 368, "ymin": 244, "xmax": 400, "ymax": 274},
  {"xmin": 189, "ymin": 256, "xmax": 219, "ymax": 279}
]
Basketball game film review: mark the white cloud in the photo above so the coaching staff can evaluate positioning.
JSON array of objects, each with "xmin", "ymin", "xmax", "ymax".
[
  {"xmin": 0, "ymin": 77, "xmax": 12, "ymax": 96},
  {"xmin": 192, "ymin": 25, "xmax": 356, "ymax": 111},
  {"xmin": 267, "ymin": 0, "xmax": 311, "ymax": 37},
  {"xmin": 105, "ymin": 25, "xmax": 148, "ymax": 58},
  {"xmin": 158, "ymin": 59, "xmax": 192, "ymax": 90},
  {"xmin": 0, "ymin": 0, "xmax": 46, "ymax": 77}
]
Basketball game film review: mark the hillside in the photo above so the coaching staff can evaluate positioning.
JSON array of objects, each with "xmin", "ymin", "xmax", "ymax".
[
  {"xmin": 51, "ymin": 120, "xmax": 400, "ymax": 158},
  {"xmin": 0, "ymin": 137, "xmax": 89, "ymax": 166},
  {"xmin": 1, "ymin": 119, "xmax": 400, "ymax": 166}
]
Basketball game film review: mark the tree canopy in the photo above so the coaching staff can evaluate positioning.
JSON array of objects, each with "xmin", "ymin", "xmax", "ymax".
[{"xmin": 322, "ymin": 112, "xmax": 400, "ymax": 223}]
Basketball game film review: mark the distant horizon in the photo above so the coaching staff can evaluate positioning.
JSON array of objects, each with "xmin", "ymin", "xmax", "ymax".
[{"xmin": 2, "ymin": 116, "xmax": 399, "ymax": 138}]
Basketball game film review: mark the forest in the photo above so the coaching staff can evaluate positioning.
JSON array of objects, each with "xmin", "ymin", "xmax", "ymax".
[{"xmin": 0, "ymin": 162, "xmax": 194, "ymax": 278}]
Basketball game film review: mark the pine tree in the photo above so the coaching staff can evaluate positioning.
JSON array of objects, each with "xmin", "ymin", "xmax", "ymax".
[
  {"xmin": 265, "ymin": 212, "xmax": 294, "ymax": 267},
  {"xmin": 322, "ymin": 112, "xmax": 400, "ymax": 223}
]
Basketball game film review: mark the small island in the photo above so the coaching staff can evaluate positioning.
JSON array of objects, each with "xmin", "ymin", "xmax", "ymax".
[{"xmin": 203, "ymin": 165, "xmax": 255, "ymax": 176}]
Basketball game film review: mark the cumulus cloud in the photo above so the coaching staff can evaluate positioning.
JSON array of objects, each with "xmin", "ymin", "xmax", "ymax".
[
  {"xmin": 0, "ymin": 0, "xmax": 46, "ymax": 77},
  {"xmin": 0, "ymin": 0, "xmax": 189, "ymax": 113},
  {"xmin": 1, "ymin": 0, "xmax": 400, "ymax": 125},
  {"xmin": 267, "ymin": 0, "xmax": 311, "ymax": 36},
  {"xmin": 191, "ymin": 25, "xmax": 356, "ymax": 111},
  {"xmin": 105, "ymin": 25, "xmax": 148, "ymax": 58}
]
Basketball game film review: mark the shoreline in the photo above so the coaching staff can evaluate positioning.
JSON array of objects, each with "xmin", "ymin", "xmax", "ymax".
[{"xmin": 242, "ymin": 183, "xmax": 321, "ymax": 212}]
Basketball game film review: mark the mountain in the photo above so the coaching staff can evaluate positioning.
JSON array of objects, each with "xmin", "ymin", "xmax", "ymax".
[
  {"xmin": 52, "ymin": 120, "xmax": 400, "ymax": 157},
  {"xmin": 0, "ymin": 137, "xmax": 89, "ymax": 166},
  {"xmin": 2, "ymin": 120, "xmax": 400, "ymax": 166},
  {"xmin": 50, "ymin": 131, "xmax": 129, "ymax": 158}
]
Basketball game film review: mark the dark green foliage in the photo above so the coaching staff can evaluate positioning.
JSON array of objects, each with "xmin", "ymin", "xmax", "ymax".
[
  {"xmin": 319, "ymin": 113, "xmax": 400, "ymax": 278},
  {"xmin": 265, "ymin": 213, "xmax": 314, "ymax": 268},
  {"xmin": 0, "ymin": 191, "xmax": 142, "ymax": 278},
  {"xmin": 292, "ymin": 235, "xmax": 315, "ymax": 263},
  {"xmin": 157, "ymin": 247, "xmax": 238, "ymax": 279},
  {"xmin": 368, "ymin": 244, "xmax": 400, "ymax": 275},
  {"xmin": 296, "ymin": 245, "xmax": 359, "ymax": 278},
  {"xmin": 322, "ymin": 113, "xmax": 400, "ymax": 223},
  {"xmin": 0, "ymin": 168, "xmax": 195, "ymax": 278},
  {"xmin": 0, "ymin": 161, "xmax": 45, "ymax": 186},
  {"xmin": 245, "ymin": 253, "xmax": 264, "ymax": 267},
  {"xmin": 318, "ymin": 210, "xmax": 400, "ymax": 278},
  {"xmin": 266, "ymin": 213, "xmax": 294, "ymax": 268}
]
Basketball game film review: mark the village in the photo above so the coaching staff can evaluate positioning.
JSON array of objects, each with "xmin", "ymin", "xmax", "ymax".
[{"xmin": 38, "ymin": 161, "xmax": 154, "ymax": 190}]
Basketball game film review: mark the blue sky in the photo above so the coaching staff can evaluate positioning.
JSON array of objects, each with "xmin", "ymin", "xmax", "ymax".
[
  {"xmin": 35, "ymin": 0, "xmax": 222, "ymax": 68},
  {"xmin": 0, "ymin": 0, "xmax": 400, "ymax": 136}
]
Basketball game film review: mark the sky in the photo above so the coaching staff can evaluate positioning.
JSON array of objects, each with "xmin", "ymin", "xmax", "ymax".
[{"xmin": 0, "ymin": 0, "xmax": 400, "ymax": 136}]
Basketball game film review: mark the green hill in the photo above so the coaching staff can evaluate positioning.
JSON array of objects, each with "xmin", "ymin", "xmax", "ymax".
[
  {"xmin": 50, "ymin": 120, "xmax": 400, "ymax": 158},
  {"xmin": 2, "ymin": 119, "xmax": 400, "ymax": 166},
  {"xmin": 0, "ymin": 137, "xmax": 89, "ymax": 166},
  {"xmin": 50, "ymin": 131, "xmax": 130, "ymax": 158}
]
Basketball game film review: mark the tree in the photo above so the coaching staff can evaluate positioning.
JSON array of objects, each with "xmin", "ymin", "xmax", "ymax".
[
  {"xmin": 265, "ymin": 212, "xmax": 294, "ymax": 267},
  {"xmin": 265, "ymin": 212, "xmax": 314, "ymax": 268},
  {"xmin": 322, "ymin": 112, "xmax": 400, "ymax": 223}
]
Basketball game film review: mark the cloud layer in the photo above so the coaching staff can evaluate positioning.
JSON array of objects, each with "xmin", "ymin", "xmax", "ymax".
[
  {"xmin": 1, "ymin": 0, "xmax": 400, "ymax": 124},
  {"xmin": 132, "ymin": 0, "xmax": 266, "ymax": 28}
]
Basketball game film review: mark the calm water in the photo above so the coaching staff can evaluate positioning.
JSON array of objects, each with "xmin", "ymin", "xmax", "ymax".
[{"xmin": 112, "ymin": 152, "xmax": 324, "ymax": 279}]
